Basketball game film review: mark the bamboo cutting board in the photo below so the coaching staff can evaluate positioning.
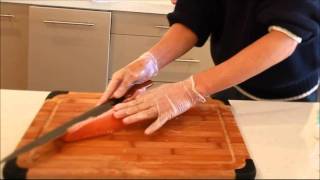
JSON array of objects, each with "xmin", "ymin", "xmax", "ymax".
[{"xmin": 3, "ymin": 91, "xmax": 255, "ymax": 179}]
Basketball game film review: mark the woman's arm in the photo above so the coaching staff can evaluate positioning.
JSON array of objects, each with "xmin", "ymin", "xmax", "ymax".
[
  {"xmin": 111, "ymin": 30, "xmax": 299, "ymax": 135},
  {"xmin": 149, "ymin": 23, "xmax": 198, "ymax": 68},
  {"xmin": 97, "ymin": 23, "xmax": 198, "ymax": 103},
  {"xmin": 194, "ymin": 30, "xmax": 299, "ymax": 96}
]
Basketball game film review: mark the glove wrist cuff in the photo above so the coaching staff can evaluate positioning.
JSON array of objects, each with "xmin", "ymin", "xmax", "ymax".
[
  {"xmin": 139, "ymin": 51, "xmax": 159, "ymax": 77},
  {"xmin": 189, "ymin": 76, "xmax": 207, "ymax": 103}
]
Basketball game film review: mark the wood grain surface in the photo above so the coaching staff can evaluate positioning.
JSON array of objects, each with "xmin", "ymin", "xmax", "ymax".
[{"xmin": 15, "ymin": 92, "xmax": 250, "ymax": 179}]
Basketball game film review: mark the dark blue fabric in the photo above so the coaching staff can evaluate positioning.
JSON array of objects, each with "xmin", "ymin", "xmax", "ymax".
[{"xmin": 168, "ymin": 0, "xmax": 320, "ymax": 99}]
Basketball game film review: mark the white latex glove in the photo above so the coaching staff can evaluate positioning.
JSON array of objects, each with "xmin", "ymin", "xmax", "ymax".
[
  {"xmin": 113, "ymin": 76, "xmax": 206, "ymax": 135},
  {"xmin": 98, "ymin": 52, "xmax": 159, "ymax": 105}
]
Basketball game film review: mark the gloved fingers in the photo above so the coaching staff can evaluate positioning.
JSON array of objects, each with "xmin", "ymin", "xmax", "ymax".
[
  {"xmin": 98, "ymin": 51, "xmax": 159, "ymax": 105},
  {"xmin": 113, "ymin": 98, "xmax": 141, "ymax": 114},
  {"xmin": 122, "ymin": 106, "xmax": 157, "ymax": 125},
  {"xmin": 113, "ymin": 99, "xmax": 151, "ymax": 119},
  {"xmin": 112, "ymin": 74, "xmax": 136, "ymax": 99},
  {"xmin": 126, "ymin": 87, "xmax": 161, "ymax": 106},
  {"xmin": 144, "ymin": 116, "xmax": 168, "ymax": 135},
  {"xmin": 123, "ymin": 87, "xmax": 147, "ymax": 102},
  {"xmin": 114, "ymin": 97, "xmax": 143, "ymax": 111},
  {"xmin": 97, "ymin": 73, "xmax": 123, "ymax": 106},
  {"xmin": 143, "ymin": 77, "xmax": 206, "ymax": 135}
]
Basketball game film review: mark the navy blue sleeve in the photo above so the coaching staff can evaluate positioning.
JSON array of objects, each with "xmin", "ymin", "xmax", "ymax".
[
  {"xmin": 256, "ymin": 0, "xmax": 320, "ymax": 43},
  {"xmin": 167, "ymin": 0, "xmax": 215, "ymax": 46}
]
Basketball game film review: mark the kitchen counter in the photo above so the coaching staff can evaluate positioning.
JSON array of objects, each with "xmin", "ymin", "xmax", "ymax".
[
  {"xmin": 230, "ymin": 100, "xmax": 319, "ymax": 179},
  {"xmin": 1, "ymin": 89, "xmax": 319, "ymax": 179},
  {"xmin": 0, "ymin": 0, "xmax": 175, "ymax": 14}
]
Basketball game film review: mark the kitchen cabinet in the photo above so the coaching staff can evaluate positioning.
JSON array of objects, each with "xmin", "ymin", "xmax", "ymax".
[
  {"xmin": 109, "ymin": 12, "xmax": 213, "ymax": 84},
  {"xmin": 0, "ymin": 3, "xmax": 28, "ymax": 89},
  {"xmin": 110, "ymin": 34, "xmax": 213, "ymax": 83},
  {"xmin": 111, "ymin": 11, "xmax": 169, "ymax": 37},
  {"xmin": 2, "ymin": 2, "xmax": 212, "ymax": 91},
  {"xmin": 28, "ymin": 6, "xmax": 111, "ymax": 92}
]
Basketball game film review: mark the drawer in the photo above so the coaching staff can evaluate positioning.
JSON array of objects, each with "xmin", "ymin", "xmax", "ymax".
[
  {"xmin": 29, "ymin": 6, "xmax": 109, "ymax": 29},
  {"xmin": 28, "ymin": 6, "xmax": 111, "ymax": 92},
  {"xmin": 0, "ymin": 3, "xmax": 29, "ymax": 89},
  {"xmin": 109, "ymin": 34, "xmax": 213, "ymax": 83},
  {"xmin": 111, "ymin": 11, "xmax": 169, "ymax": 37}
]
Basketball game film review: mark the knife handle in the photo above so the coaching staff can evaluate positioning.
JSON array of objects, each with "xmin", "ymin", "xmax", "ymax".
[{"xmin": 110, "ymin": 80, "xmax": 153, "ymax": 104}]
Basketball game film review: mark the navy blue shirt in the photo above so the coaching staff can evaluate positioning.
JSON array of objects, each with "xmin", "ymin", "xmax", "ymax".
[{"xmin": 168, "ymin": 0, "xmax": 320, "ymax": 99}]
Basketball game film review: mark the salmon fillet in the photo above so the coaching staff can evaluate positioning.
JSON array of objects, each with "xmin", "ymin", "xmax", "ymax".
[
  {"xmin": 62, "ymin": 109, "xmax": 125, "ymax": 142},
  {"xmin": 62, "ymin": 81, "xmax": 153, "ymax": 142}
]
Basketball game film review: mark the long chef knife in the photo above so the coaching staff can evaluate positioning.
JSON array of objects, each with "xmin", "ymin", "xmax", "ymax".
[{"xmin": 0, "ymin": 81, "xmax": 152, "ymax": 164}]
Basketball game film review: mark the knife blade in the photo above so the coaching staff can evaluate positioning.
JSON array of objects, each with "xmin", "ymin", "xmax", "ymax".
[{"xmin": 0, "ymin": 81, "xmax": 152, "ymax": 164}]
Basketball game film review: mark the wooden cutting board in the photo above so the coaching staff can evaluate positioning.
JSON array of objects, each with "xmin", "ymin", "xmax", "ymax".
[{"xmin": 3, "ymin": 91, "xmax": 255, "ymax": 179}]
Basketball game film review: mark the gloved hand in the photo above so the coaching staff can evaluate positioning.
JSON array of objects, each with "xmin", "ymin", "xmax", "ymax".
[
  {"xmin": 97, "ymin": 52, "xmax": 159, "ymax": 105},
  {"xmin": 112, "ymin": 76, "xmax": 206, "ymax": 135}
]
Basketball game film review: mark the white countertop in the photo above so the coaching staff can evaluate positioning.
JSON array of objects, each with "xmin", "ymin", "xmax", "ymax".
[
  {"xmin": 1, "ymin": 89, "xmax": 319, "ymax": 179},
  {"xmin": 230, "ymin": 100, "xmax": 319, "ymax": 179},
  {"xmin": 0, "ymin": 0, "xmax": 175, "ymax": 14}
]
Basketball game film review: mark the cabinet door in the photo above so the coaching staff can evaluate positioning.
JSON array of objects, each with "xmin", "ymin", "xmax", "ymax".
[
  {"xmin": 0, "ymin": 3, "xmax": 28, "ymax": 89},
  {"xmin": 111, "ymin": 11, "xmax": 169, "ymax": 37},
  {"xmin": 109, "ymin": 34, "xmax": 213, "ymax": 83},
  {"xmin": 28, "ymin": 6, "xmax": 111, "ymax": 92}
]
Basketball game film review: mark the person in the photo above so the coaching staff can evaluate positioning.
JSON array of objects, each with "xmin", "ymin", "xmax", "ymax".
[{"xmin": 97, "ymin": 0, "xmax": 320, "ymax": 135}]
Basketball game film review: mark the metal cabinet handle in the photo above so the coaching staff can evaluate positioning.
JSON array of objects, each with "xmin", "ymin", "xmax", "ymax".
[
  {"xmin": 175, "ymin": 59, "xmax": 201, "ymax": 63},
  {"xmin": 0, "ymin": 14, "xmax": 15, "ymax": 18},
  {"xmin": 43, "ymin": 20, "xmax": 95, "ymax": 27},
  {"xmin": 155, "ymin": 25, "xmax": 170, "ymax": 29}
]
